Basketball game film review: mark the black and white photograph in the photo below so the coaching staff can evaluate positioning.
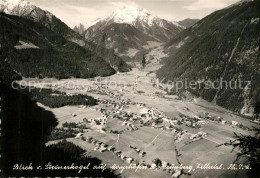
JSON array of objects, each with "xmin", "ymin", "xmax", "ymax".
[{"xmin": 0, "ymin": 0, "xmax": 259, "ymax": 177}]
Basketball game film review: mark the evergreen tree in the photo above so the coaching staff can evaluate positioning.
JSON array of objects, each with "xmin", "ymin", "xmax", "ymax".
[
  {"xmin": 218, "ymin": 128, "xmax": 260, "ymax": 177},
  {"xmin": 142, "ymin": 55, "xmax": 146, "ymax": 68}
]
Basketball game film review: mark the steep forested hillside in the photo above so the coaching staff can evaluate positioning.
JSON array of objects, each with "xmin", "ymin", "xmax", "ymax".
[
  {"xmin": 157, "ymin": 0, "xmax": 260, "ymax": 115},
  {"xmin": 0, "ymin": 13, "xmax": 117, "ymax": 78},
  {"xmin": 84, "ymin": 38, "xmax": 132, "ymax": 71},
  {"xmin": 0, "ymin": 0, "xmax": 130, "ymax": 72}
]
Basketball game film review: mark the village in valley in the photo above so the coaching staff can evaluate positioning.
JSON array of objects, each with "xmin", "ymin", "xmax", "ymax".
[{"xmin": 20, "ymin": 68, "xmax": 259, "ymax": 178}]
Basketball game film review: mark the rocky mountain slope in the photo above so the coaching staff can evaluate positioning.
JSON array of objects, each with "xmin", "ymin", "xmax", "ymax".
[
  {"xmin": 157, "ymin": 0, "xmax": 260, "ymax": 116},
  {"xmin": 0, "ymin": 0, "xmax": 130, "ymax": 72},
  {"xmin": 75, "ymin": 6, "xmax": 183, "ymax": 64}
]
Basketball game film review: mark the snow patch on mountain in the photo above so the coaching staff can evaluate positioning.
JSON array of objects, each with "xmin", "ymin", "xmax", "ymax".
[
  {"xmin": 143, "ymin": 41, "xmax": 162, "ymax": 50},
  {"xmin": 15, "ymin": 40, "xmax": 39, "ymax": 49},
  {"xmin": 168, "ymin": 36, "xmax": 189, "ymax": 49},
  {"xmin": 118, "ymin": 48, "xmax": 139, "ymax": 58},
  {"xmin": 176, "ymin": 41, "xmax": 185, "ymax": 48}
]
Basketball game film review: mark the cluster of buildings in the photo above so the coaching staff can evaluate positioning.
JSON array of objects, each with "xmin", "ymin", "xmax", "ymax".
[
  {"xmin": 221, "ymin": 120, "xmax": 249, "ymax": 131},
  {"xmin": 150, "ymin": 159, "xmax": 182, "ymax": 178},
  {"xmin": 99, "ymin": 98, "xmax": 133, "ymax": 109},
  {"xmin": 174, "ymin": 130, "xmax": 189, "ymax": 143},
  {"xmin": 129, "ymin": 145, "xmax": 146, "ymax": 157},
  {"xmin": 172, "ymin": 127, "xmax": 207, "ymax": 144},
  {"xmin": 83, "ymin": 136, "xmax": 181, "ymax": 177},
  {"xmin": 138, "ymin": 107, "xmax": 169, "ymax": 127},
  {"xmin": 86, "ymin": 137, "xmax": 115, "ymax": 153},
  {"xmin": 85, "ymin": 137, "xmax": 147, "ymax": 166},
  {"xmin": 83, "ymin": 108, "xmax": 108, "ymax": 127},
  {"xmin": 189, "ymin": 131, "xmax": 207, "ymax": 141},
  {"xmin": 194, "ymin": 112, "xmax": 249, "ymax": 131},
  {"xmin": 122, "ymin": 121, "xmax": 138, "ymax": 131},
  {"xmin": 94, "ymin": 89, "xmax": 123, "ymax": 101},
  {"xmin": 200, "ymin": 112, "xmax": 222, "ymax": 122},
  {"xmin": 112, "ymin": 111, "xmax": 135, "ymax": 121}
]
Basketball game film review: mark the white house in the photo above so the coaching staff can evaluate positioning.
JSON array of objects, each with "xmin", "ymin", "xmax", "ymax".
[
  {"xmin": 94, "ymin": 147, "xmax": 99, "ymax": 151},
  {"xmin": 232, "ymin": 121, "xmax": 238, "ymax": 126},
  {"xmin": 120, "ymin": 155, "xmax": 126, "ymax": 160},
  {"xmin": 75, "ymin": 133, "xmax": 83, "ymax": 138},
  {"xmin": 172, "ymin": 170, "xmax": 181, "ymax": 178},
  {"xmin": 161, "ymin": 161, "xmax": 169, "ymax": 168},
  {"xmin": 151, "ymin": 163, "xmax": 157, "ymax": 169},
  {"xmin": 221, "ymin": 120, "xmax": 227, "ymax": 124},
  {"xmin": 126, "ymin": 157, "xmax": 133, "ymax": 163},
  {"xmin": 197, "ymin": 120, "xmax": 206, "ymax": 125}
]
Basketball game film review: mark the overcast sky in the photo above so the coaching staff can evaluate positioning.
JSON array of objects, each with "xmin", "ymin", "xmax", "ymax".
[{"xmin": 28, "ymin": 0, "xmax": 240, "ymax": 28}]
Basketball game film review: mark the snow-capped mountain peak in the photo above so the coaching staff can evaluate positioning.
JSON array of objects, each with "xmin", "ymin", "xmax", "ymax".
[
  {"xmin": 86, "ymin": 6, "xmax": 184, "ymax": 31},
  {"xmin": 109, "ymin": 6, "xmax": 154, "ymax": 25},
  {"xmin": 84, "ymin": 7, "xmax": 154, "ymax": 29},
  {"xmin": 82, "ymin": 6, "xmax": 184, "ymax": 43},
  {"xmin": 0, "ymin": 0, "xmax": 55, "ymax": 26},
  {"xmin": 0, "ymin": 0, "xmax": 34, "ymax": 15},
  {"xmin": 1, "ymin": 0, "xmax": 31, "ymax": 7}
]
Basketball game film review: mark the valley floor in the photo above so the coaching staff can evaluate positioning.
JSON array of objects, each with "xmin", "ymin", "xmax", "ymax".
[{"xmin": 19, "ymin": 68, "xmax": 259, "ymax": 178}]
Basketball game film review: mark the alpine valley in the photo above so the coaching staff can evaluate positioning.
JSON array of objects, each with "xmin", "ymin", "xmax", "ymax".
[{"xmin": 1, "ymin": 0, "xmax": 260, "ymax": 178}]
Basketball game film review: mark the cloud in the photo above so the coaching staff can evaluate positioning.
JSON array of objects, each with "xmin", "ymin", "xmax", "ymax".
[{"xmin": 184, "ymin": 0, "xmax": 238, "ymax": 11}]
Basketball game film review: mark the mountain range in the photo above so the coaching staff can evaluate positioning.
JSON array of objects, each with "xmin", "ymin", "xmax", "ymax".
[
  {"xmin": 0, "ymin": 0, "xmax": 131, "ymax": 76},
  {"xmin": 74, "ymin": 6, "xmax": 184, "ymax": 63},
  {"xmin": 0, "ymin": 13, "xmax": 118, "ymax": 79},
  {"xmin": 157, "ymin": 0, "xmax": 260, "ymax": 116},
  {"xmin": 1, "ymin": 0, "xmax": 259, "ymax": 117}
]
